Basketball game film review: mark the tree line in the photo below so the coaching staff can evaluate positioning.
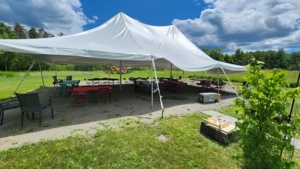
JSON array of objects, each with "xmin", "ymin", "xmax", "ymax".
[{"xmin": 0, "ymin": 22, "xmax": 299, "ymax": 71}]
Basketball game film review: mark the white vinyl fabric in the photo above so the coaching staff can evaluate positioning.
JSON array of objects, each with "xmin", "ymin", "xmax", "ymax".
[{"xmin": 0, "ymin": 12, "xmax": 247, "ymax": 73}]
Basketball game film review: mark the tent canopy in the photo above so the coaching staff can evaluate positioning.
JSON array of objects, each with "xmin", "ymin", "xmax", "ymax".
[{"xmin": 0, "ymin": 12, "xmax": 247, "ymax": 73}]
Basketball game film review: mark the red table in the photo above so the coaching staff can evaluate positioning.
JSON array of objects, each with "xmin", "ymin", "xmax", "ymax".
[
  {"xmin": 162, "ymin": 80, "xmax": 187, "ymax": 92},
  {"xmin": 71, "ymin": 86, "xmax": 113, "ymax": 96}
]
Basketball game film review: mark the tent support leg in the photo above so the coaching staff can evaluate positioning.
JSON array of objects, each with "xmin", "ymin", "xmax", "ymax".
[
  {"xmin": 14, "ymin": 60, "xmax": 36, "ymax": 93},
  {"xmin": 54, "ymin": 62, "xmax": 57, "ymax": 77},
  {"xmin": 119, "ymin": 60, "xmax": 122, "ymax": 91},
  {"xmin": 220, "ymin": 67, "xmax": 240, "ymax": 98},
  {"xmin": 38, "ymin": 60, "xmax": 46, "ymax": 94},
  {"xmin": 151, "ymin": 55, "xmax": 164, "ymax": 118},
  {"xmin": 217, "ymin": 67, "xmax": 220, "ymax": 94},
  {"xmin": 151, "ymin": 64, "xmax": 153, "ymax": 109},
  {"xmin": 170, "ymin": 63, "xmax": 172, "ymax": 79}
]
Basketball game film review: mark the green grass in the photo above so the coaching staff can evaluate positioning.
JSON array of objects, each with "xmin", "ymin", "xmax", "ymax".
[
  {"xmin": 0, "ymin": 69, "xmax": 298, "ymax": 99},
  {"xmin": 0, "ymin": 113, "xmax": 299, "ymax": 168},
  {"xmin": 0, "ymin": 114, "xmax": 239, "ymax": 168},
  {"xmin": 0, "ymin": 70, "xmax": 300, "ymax": 168}
]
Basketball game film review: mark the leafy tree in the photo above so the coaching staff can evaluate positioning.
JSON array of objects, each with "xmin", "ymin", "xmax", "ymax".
[
  {"xmin": 13, "ymin": 22, "xmax": 27, "ymax": 39},
  {"xmin": 224, "ymin": 53, "xmax": 234, "ymax": 63},
  {"xmin": 57, "ymin": 32, "xmax": 65, "ymax": 36},
  {"xmin": 27, "ymin": 27, "xmax": 39, "ymax": 39},
  {"xmin": 38, "ymin": 28, "xmax": 54, "ymax": 38},
  {"xmin": 288, "ymin": 52, "xmax": 300, "ymax": 70},
  {"xmin": 234, "ymin": 65, "xmax": 300, "ymax": 168},
  {"xmin": 233, "ymin": 48, "xmax": 246, "ymax": 65},
  {"xmin": 0, "ymin": 22, "xmax": 17, "ymax": 70}
]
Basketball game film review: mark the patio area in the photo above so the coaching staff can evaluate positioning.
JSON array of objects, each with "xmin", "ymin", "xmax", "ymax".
[{"xmin": 0, "ymin": 83, "xmax": 237, "ymax": 150}]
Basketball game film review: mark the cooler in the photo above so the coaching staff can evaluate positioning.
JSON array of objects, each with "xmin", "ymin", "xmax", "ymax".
[{"xmin": 198, "ymin": 92, "xmax": 217, "ymax": 103}]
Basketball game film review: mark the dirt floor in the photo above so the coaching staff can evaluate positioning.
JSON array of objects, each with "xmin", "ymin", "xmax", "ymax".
[{"xmin": 0, "ymin": 82, "xmax": 237, "ymax": 150}]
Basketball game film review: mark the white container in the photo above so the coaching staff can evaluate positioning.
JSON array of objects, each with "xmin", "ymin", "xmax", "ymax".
[{"xmin": 198, "ymin": 92, "xmax": 217, "ymax": 103}]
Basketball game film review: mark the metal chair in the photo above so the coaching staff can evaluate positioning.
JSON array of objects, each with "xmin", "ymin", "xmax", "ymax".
[
  {"xmin": 52, "ymin": 76, "xmax": 63, "ymax": 87},
  {"xmin": 66, "ymin": 76, "xmax": 72, "ymax": 81},
  {"xmin": 15, "ymin": 92, "xmax": 54, "ymax": 126},
  {"xmin": 98, "ymin": 88, "xmax": 110, "ymax": 104},
  {"xmin": 73, "ymin": 90, "xmax": 89, "ymax": 109},
  {"xmin": 0, "ymin": 100, "xmax": 20, "ymax": 125}
]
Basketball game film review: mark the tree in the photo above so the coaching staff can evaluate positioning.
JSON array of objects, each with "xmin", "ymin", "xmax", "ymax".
[
  {"xmin": 57, "ymin": 32, "xmax": 65, "ymax": 36},
  {"xmin": 13, "ymin": 22, "xmax": 27, "ymax": 39},
  {"xmin": 0, "ymin": 22, "xmax": 17, "ymax": 71},
  {"xmin": 27, "ymin": 27, "xmax": 39, "ymax": 39},
  {"xmin": 233, "ymin": 48, "xmax": 245, "ymax": 65},
  {"xmin": 38, "ymin": 28, "xmax": 54, "ymax": 38},
  {"xmin": 234, "ymin": 65, "xmax": 300, "ymax": 168}
]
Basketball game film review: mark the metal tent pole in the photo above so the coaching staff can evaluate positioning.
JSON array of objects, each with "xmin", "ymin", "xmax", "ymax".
[
  {"xmin": 220, "ymin": 67, "xmax": 240, "ymax": 98},
  {"xmin": 170, "ymin": 63, "xmax": 173, "ymax": 79},
  {"xmin": 119, "ymin": 60, "xmax": 122, "ymax": 91},
  {"xmin": 151, "ymin": 55, "xmax": 164, "ymax": 118},
  {"xmin": 38, "ymin": 60, "xmax": 46, "ymax": 94},
  {"xmin": 151, "ymin": 64, "xmax": 153, "ymax": 109},
  {"xmin": 14, "ymin": 60, "xmax": 36, "ymax": 93}
]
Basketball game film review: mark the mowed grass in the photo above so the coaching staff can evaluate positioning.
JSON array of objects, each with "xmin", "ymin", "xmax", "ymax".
[
  {"xmin": 1, "ymin": 113, "xmax": 299, "ymax": 168},
  {"xmin": 0, "ymin": 114, "xmax": 241, "ymax": 168},
  {"xmin": 0, "ymin": 70, "xmax": 300, "ymax": 168},
  {"xmin": 0, "ymin": 69, "xmax": 298, "ymax": 99}
]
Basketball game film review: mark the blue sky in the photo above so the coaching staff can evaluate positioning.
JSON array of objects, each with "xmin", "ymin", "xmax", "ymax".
[{"xmin": 0, "ymin": 0, "xmax": 299, "ymax": 53}]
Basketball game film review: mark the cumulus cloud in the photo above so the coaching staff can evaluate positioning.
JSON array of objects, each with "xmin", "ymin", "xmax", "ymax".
[
  {"xmin": 0, "ymin": 0, "xmax": 97, "ymax": 36},
  {"xmin": 173, "ymin": 0, "xmax": 300, "ymax": 53}
]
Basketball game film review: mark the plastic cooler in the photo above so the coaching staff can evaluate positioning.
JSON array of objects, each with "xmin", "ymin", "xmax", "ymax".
[{"xmin": 198, "ymin": 92, "xmax": 217, "ymax": 103}]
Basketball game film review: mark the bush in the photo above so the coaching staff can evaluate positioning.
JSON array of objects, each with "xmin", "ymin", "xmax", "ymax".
[{"xmin": 0, "ymin": 71, "xmax": 16, "ymax": 78}]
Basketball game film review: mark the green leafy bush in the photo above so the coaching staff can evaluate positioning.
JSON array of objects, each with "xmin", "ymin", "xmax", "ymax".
[
  {"xmin": 0, "ymin": 71, "xmax": 17, "ymax": 78},
  {"xmin": 234, "ymin": 66, "xmax": 300, "ymax": 168}
]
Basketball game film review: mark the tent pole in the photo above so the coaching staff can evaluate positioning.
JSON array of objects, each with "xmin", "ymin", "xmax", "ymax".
[
  {"xmin": 220, "ymin": 67, "xmax": 240, "ymax": 98},
  {"xmin": 217, "ymin": 67, "xmax": 220, "ymax": 94},
  {"xmin": 54, "ymin": 62, "xmax": 57, "ymax": 77},
  {"xmin": 119, "ymin": 60, "xmax": 122, "ymax": 91},
  {"xmin": 170, "ymin": 63, "xmax": 173, "ymax": 79},
  {"xmin": 14, "ymin": 60, "xmax": 36, "ymax": 93},
  {"xmin": 151, "ymin": 64, "xmax": 153, "ymax": 109},
  {"xmin": 151, "ymin": 55, "xmax": 164, "ymax": 118},
  {"xmin": 39, "ymin": 59, "xmax": 46, "ymax": 94}
]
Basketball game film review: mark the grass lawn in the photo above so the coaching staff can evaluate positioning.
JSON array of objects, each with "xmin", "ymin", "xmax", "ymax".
[
  {"xmin": 0, "ymin": 113, "xmax": 299, "ymax": 168},
  {"xmin": 0, "ymin": 70, "xmax": 300, "ymax": 168}
]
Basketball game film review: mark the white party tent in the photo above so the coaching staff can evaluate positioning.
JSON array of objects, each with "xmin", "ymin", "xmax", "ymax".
[
  {"xmin": 0, "ymin": 12, "xmax": 247, "ymax": 116},
  {"xmin": 0, "ymin": 12, "xmax": 246, "ymax": 74}
]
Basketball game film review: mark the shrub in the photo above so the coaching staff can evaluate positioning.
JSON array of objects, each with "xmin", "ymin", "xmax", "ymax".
[
  {"xmin": 0, "ymin": 71, "xmax": 16, "ymax": 78},
  {"xmin": 234, "ymin": 66, "xmax": 300, "ymax": 168}
]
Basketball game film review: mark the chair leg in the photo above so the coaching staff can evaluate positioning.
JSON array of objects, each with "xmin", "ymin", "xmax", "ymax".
[
  {"xmin": 0, "ymin": 111, "xmax": 3, "ymax": 125},
  {"xmin": 21, "ymin": 112, "xmax": 24, "ymax": 126},
  {"xmin": 26, "ymin": 112, "xmax": 29, "ymax": 119},
  {"xmin": 39, "ymin": 111, "xmax": 42, "ymax": 126},
  {"xmin": 51, "ymin": 106, "xmax": 54, "ymax": 119}
]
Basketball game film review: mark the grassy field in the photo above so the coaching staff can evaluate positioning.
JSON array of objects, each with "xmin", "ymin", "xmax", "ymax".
[
  {"xmin": 0, "ymin": 69, "xmax": 300, "ymax": 168},
  {"xmin": 0, "ymin": 69, "xmax": 298, "ymax": 99},
  {"xmin": 0, "ymin": 113, "xmax": 299, "ymax": 168}
]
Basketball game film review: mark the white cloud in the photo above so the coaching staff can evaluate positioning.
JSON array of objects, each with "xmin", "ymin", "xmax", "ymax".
[
  {"xmin": 173, "ymin": 0, "xmax": 300, "ymax": 53},
  {"xmin": 0, "ymin": 0, "xmax": 97, "ymax": 36}
]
